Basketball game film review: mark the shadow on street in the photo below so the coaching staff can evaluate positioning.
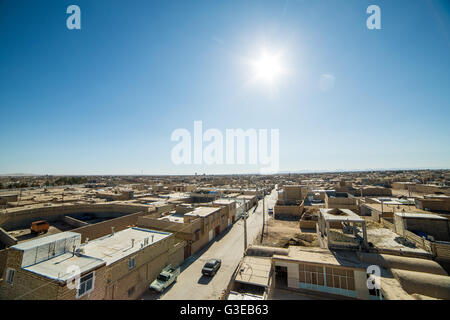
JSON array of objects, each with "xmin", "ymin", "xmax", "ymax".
[{"xmin": 197, "ymin": 275, "xmax": 214, "ymax": 285}]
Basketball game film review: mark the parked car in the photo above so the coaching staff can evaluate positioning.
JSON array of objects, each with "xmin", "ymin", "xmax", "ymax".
[
  {"xmin": 30, "ymin": 220, "xmax": 49, "ymax": 234},
  {"xmin": 268, "ymin": 208, "xmax": 273, "ymax": 215},
  {"xmin": 202, "ymin": 259, "xmax": 221, "ymax": 276},
  {"xmin": 149, "ymin": 265, "xmax": 180, "ymax": 293}
]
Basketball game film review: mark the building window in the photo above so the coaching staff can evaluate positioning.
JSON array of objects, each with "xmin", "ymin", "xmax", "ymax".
[
  {"xmin": 299, "ymin": 264, "xmax": 324, "ymax": 286},
  {"xmin": 299, "ymin": 264, "xmax": 355, "ymax": 297},
  {"xmin": 325, "ymin": 267, "xmax": 355, "ymax": 294},
  {"xmin": 194, "ymin": 230, "xmax": 200, "ymax": 241},
  {"xmin": 77, "ymin": 272, "xmax": 94, "ymax": 298},
  {"xmin": 129, "ymin": 257, "xmax": 136, "ymax": 269},
  {"xmin": 6, "ymin": 268, "xmax": 15, "ymax": 285}
]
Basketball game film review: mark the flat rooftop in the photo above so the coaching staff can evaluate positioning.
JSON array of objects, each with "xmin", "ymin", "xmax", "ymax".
[
  {"xmin": 228, "ymin": 291, "xmax": 264, "ymax": 300},
  {"xmin": 184, "ymin": 206, "xmax": 220, "ymax": 218},
  {"xmin": 320, "ymin": 208, "xmax": 364, "ymax": 222},
  {"xmin": 158, "ymin": 212, "xmax": 184, "ymax": 223},
  {"xmin": 11, "ymin": 231, "xmax": 81, "ymax": 251},
  {"xmin": 363, "ymin": 203, "xmax": 428, "ymax": 214},
  {"xmin": 237, "ymin": 195, "xmax": 256, "ymax": 199},
  {"xmin": 81, "ymin": 227, "xmax": 172, "ymax": 265},
  {"xmin": 214, "ymin": 199, "xmax": 236, "ymax": 205},
  {"xmin": 394, "ymin": 212, "xmax": 447, "ymax": 220},
  {"xmin": 23, "ymin": 252, "xmax": 105, "ymax": 282},
  {"xmin": 366, "ymin": 228, "xmax": 430, "ymax": 255},
  {"xmin": 273, "ymin": 247, "xmax": 365, "ymax": 269},
  {"xmin": 234, "ymin": 256, "xmax": 272, "ymax": 288}
]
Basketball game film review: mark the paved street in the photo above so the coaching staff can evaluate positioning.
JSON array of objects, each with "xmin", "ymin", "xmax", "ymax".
[{"xmin": 141, "ymin": 188, "xmax": 278, "ymax": 300}]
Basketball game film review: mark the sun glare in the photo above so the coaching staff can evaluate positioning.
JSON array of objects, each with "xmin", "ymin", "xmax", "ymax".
[{"xmin": 249, "ymin": 49, "xmax": 286, "ymax": 86}]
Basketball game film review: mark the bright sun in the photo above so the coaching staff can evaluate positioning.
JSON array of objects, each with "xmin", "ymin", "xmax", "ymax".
[{"xmin": 249, "ymin": 49, "xmax": 286, "ymax": 86}]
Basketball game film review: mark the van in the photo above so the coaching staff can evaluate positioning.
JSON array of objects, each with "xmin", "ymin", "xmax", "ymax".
[{"xmin": 30, "ymin": 220, "xmax": 49, "ymax": 234}]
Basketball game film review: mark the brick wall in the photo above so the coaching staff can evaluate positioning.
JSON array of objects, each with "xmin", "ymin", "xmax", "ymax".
[
  {"xmin": 1, "ymin": 203, "xmax": 150, "ymax": 231},
  {"xmin": 72, "ymin": 211, "xmax": 148, "ymax": 242}
]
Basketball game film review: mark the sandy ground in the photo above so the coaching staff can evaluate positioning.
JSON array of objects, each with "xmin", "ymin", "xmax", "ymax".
[{"xmin": 257, "ymin": 217, "xmax": 318, "ymax": 248}]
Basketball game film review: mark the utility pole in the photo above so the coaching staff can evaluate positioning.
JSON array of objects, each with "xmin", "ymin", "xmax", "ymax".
[
  {"xmin": 17, "ymin": 188, "xmax": 22, "ymax": 207},
  {"xmin": 243, "ymin": 199, "xmax": 248, "ymax": 255},
  {"xmin": 261, "ymin": 189, "xmax": 265, "ymax": 243}
]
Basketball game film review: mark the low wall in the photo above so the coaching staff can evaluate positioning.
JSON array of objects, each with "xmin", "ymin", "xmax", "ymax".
[
  {"xmin": 380, "ymin": 218, "xmax": 395, "ymax": 232},
  {"xmin": 433, "ymin": 242, "xmax": 450, "ymax": 261},
  {"xmin": 416, "ymin": 198, "xmax": 450, "ymax": 212},
  {"xmin": 0, "ymin": 227, "xmax": 17, "ymax": 247},
  {"xmin": 61, "ymin": 215, "xmax": 89, "ymax": 228},
  {"xmin": 137, "ymin": 216, "xmax": 200, "ymax": 242},
  {"xmin": 72, "ymin": 211, "xmax": 148, "ymax": 242},
  {"xmin": 392, "ymin": 269, "xmax": 450, "ymax": 300},
  {"xmin": 357, "ymin": 252, "xmax": 447, "ymax": 276},
  {"xmin": 0, "ymin": 249, "xmax": 8, "ymax": 280},
  {"xmin": 1, "ymin": 203, "xmax": 149, "ymax": 231},
  {"xmin": 246, "ymin": 245, "xmax": 289, "ymax": 257},
  {"xmin": 274, "ymin": 202, "xmax": 304, "ymax": 219},
  {"xmin": 299, "ymin": 220, "xmax": 316, "ymax": 229}
]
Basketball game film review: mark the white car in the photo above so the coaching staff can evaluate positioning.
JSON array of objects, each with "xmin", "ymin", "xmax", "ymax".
[{"xmin": 150, "ymin": 265, "xmax": 180, "ymax": 293}]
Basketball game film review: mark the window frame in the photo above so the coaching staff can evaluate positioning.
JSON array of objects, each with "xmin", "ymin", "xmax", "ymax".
[
  {"xmin": 128, "ymin": 256, "xmax": 136, "ymax": 269},
  {"xmin": 6, "ymin": 268, "xmax": 15, "ymax": 286},
  {"xmin": 76, "ymin": 271, "xmax": 95, "ymax": 299}
]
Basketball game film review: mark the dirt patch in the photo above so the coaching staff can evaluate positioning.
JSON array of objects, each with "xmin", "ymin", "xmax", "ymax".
[
  {"xmin": 365, "ymin": 217, "xmax": 384, "ymax": 229},
  {"xmin": 257, "ymin": 218, "xmax": 319, "ymax": 248}
]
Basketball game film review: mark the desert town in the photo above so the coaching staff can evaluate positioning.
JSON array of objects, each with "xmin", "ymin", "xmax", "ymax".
[{"xmin": 0, "ymin": 170, "xmax": 449, "ymax": 300}]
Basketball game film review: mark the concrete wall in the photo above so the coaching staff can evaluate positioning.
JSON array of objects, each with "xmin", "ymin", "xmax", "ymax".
[
  {"xmin": 416, "ymin": 198, "xmax": 450, "ymax": 212},
  {"xmin": 354, "ymin": 270, "xmax": 371, "ymax": 300},
  {"xmin": 357, "ymin": 252, "xmax": 447, "ymax": 276},
  {"xmin": 299, "ymin": 220, "xmax": 317, "ymax": 229},
  {"xmin": 0, "ymin": 194, "xmax": 18, "ymax": 206},
  {"xmin": 275, "ymin": 260, "xmax": 299, "ymax": 288},
  {"xmin": 137, "ymin": 216, "xmax": 211, "ymax": 256},
  {"xmin": 1, "ymin": 203, "xmax": 149, "ymax": 231},
  {"xmin": 284, "ymin": 186, "xmax": 306, "ymax": 202},
  {"xmin": 104, "ymin": 234, "xmax": 182, "ymax": 300},
  {"xmin": 394, "ymin": 214, "xmax": 450, "ymax": 241},
  {"xmin": 360, "ymin": 187, "xmax": 392, "ymax": 197},
  {"xmin": 61, "ymin": 215, "xmax": 88, "ymax": 228},
  {"xmin": 0, "ymin": 249, "xmax": 7, "ymax": 281},
  {"xmin": 274, "ymin": 201, "xmax": 304, "ymax": 219},
  {"xmin": 0, "ymin": 227, "xmax": 17, "ymax": 247},
  {"xmin": 392, "ymin": 268, "xmax": 450, "ymax": 300},
  {"xmin": 325, "ymin": 194, "xmax": 357, "ymax": 210},
  {"xmin": 72, "ymin": 211, "xmax": 148, "ymax": 243}
]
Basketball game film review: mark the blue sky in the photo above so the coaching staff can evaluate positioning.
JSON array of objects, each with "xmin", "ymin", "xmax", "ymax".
[{"xmin": 0, "ymin": 0, "xmax": 449, "ymax": 175}]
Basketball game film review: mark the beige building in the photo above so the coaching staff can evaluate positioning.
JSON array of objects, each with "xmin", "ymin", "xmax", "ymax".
[
  {"xmin": 272, "ymin": 247, "xmax": 373, "ymax": 299},
  {"xmin": 415, "ymin": 195, "xmax": 450, "ymax": 213},
  {"xmin": 393, "ymin": 212, "xmax": 450, "ymax": 242},
  {"xmin": 138, "ymin": 205, "xmax": 233, "ymax": 258},
  {"xmin": 317, "ymin": 208, "xmax": 368, "ymax": 250},
  {"xmin": 271, "ymin": 247, "xmax": 450, "ymax": 300},
  {"xmin": 325, "ymin": 192, "xmax": 358, "ymax": 210},
  {"xmin": 0, "ymin": 227, "xmax": 183, "ymax": 300},
  {"xmin": 274, "ymin": 185, "xmax": 305, "ymax": 219}
]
